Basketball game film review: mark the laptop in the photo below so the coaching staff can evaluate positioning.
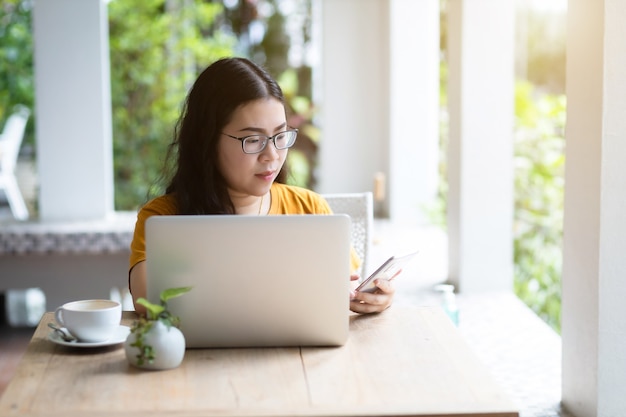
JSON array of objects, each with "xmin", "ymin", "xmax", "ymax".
[{"xmin": 145, "ymin": 214, "xmax": 351, "ymax": 348}]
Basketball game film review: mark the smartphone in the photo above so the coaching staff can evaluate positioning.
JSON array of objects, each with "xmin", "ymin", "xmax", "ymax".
[{"xmin": 354, "ymin": 251, "xmax": 419, "ymax": 294}]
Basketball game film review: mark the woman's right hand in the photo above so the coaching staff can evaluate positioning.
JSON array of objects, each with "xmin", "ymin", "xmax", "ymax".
[{"xmin": 349, "ymin": 273, "xmax": 395, "ymax": 314}]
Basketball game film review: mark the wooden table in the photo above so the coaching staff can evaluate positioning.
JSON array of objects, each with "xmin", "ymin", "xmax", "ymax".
[{"xmin": 0, "ymin": 307, "xmax": 518, "ymax": 417}]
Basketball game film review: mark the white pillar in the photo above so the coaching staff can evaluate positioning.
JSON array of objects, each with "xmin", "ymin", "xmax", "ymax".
[
  {"xmin": 561, "ymin": 0, "xmax": 626, "ymax": 415},
  {"xmin": 446, "ymin": 0, "xmax": 515, "ymax": 292},
  {"xmin": 388, "ymin": 0, "xmax": 439, "ymax": 223},
  {"xmin": 33, "ymin": 0, "xmax": 114, "ymax": 221},
  {"xmin": 316, "ymin": 0, "xmax": 389, "ymax": 196},
  {"xmin": 315, "ymin": 0, "xmax": 439, "ymax": 223}
]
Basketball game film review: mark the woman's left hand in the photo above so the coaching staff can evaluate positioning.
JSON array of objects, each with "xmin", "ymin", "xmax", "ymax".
[{"xmin": 349, "ymin": 274, "xmax": 395, "ymax": 314}]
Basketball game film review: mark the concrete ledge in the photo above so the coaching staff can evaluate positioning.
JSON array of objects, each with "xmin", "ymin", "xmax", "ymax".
[
  {"xmin": 0, "ymin": 212, "xmax": 136, "ymax": 309},
  {"xmin": 0, "ymin": 212, "xmax": 136, "ymax": 255},
  {"xmin": 455, "ymin": 292, "xmax": 565, "ymax": 417}
]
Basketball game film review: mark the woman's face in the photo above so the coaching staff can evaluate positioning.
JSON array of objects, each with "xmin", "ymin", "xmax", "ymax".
[{"xmin": 218, "ymin": 98, "xmax": 288, "ymax": 199}]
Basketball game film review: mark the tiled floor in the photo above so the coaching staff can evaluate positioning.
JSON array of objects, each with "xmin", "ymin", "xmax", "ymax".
[{"xmin": 0, "ymin": 219, "xmax": 568, "ymax": 417}]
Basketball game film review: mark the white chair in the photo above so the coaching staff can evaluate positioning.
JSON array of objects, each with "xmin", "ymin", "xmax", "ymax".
[
  {"xmin": 0, "ymin": 106, "xmax": 31, "ymax": 220},
  {"xmin": 322, "ymin": 192, "xmax": 373, "ymax": 277}
]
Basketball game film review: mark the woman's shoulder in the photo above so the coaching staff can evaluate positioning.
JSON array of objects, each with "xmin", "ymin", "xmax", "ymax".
[
  {"xmin": 138, "ymin": 194, "xmax": 178, "ymax": 217},
  {"xmin": 270, "ymin": 183, "xmax": 331, "ymax": 214}
]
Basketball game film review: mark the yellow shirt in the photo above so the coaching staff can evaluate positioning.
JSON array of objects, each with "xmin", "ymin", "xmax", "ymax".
[{"xmin": 129, "ymin": 183, "xmax": 361, "ymax": 273}]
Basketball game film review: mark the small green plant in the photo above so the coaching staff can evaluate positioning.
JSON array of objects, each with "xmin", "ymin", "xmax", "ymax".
[{"xmin": 130, "ymin": 286, "xmax": 192, "ymax": 366}]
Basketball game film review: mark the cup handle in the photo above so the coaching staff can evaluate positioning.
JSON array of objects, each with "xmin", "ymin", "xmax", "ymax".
[{"xmin": 54, "ymin": 307, "xmax": 65, "ymax": 327}]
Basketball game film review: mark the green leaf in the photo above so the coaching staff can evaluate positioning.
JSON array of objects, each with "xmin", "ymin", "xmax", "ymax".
[
  {"xmin": 160, "ymin": 286, "xmax": 192, "ymax": 303},
  {"xmin": 136, "ymin": 297, "xmax": 165, "ymax": 320}
]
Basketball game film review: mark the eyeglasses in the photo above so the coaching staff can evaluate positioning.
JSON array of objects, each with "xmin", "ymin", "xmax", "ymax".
[{"xmin": 222, "ymin": 129, "xmax": 298, "ymax": 154}]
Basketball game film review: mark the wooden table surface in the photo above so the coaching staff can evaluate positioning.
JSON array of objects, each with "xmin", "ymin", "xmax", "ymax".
[{"xmin": 0, "ymin": 307, "xmax": 518, "ymax": 417}]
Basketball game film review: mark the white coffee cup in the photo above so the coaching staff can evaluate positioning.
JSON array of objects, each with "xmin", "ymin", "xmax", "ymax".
[{"xmin": 55, "ymin": 299, "xmax": 121, "ymax": 342}]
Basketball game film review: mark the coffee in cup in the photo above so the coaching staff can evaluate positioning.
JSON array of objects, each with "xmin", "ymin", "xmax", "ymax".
[{"xmin": 55, "ymin": 299, "xmax": 121, "ymax": 342}]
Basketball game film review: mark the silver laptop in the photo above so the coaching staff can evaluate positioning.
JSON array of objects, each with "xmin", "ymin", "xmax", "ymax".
[{"xmin": 145, "ymin": 214, "xmax": 351, "ymax": 348}]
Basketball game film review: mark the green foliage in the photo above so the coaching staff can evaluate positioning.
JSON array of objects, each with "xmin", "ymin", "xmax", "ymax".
[
  {"xmin": 129, "ymin": 319, "xmax": 156, "ymax": 366},
  {"xmin": 0, "ymin": 0, "xmax": 34, "ymax": 147},
  {"xmin": 513, "ymin": 80, "xmax": 565, "ymax": 333},
  {"xmin": 131, "ymin": 286, "xmax": 192, "ymax": 366},
  {"xmin": 277, "ymin": 68, "xmax": 320, "ymax": 189},
  {"xmin": 108, "ymin": 1, "xmax": 235, "ymax": 210}
]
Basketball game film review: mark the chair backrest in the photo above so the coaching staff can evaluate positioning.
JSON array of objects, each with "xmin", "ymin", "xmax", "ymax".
[
  {"xmin": 0, "ymin": 106, "xmax": 30, "ymax": 173},
  {"xmin": 322, "ymin": 192, "xmax": 373, "ymax": 277}
]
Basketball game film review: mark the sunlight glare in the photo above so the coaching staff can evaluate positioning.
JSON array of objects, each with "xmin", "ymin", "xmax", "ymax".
[{"xmin": 529, "ymin": 0, "xmax": 567, "ymax": 13}]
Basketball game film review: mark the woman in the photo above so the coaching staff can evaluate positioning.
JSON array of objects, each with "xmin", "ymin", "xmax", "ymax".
[{"xmin": 129, "ymin": 57, "xmax": 394, "ymax": 315}]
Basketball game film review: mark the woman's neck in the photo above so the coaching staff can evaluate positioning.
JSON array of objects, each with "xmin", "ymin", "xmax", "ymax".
[{"xmin": 232, "ymin": 192, "xmax": 268, "ymax": 215}]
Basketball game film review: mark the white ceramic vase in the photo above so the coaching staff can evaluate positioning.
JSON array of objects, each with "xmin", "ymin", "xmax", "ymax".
[{"xmin": 125, "ymin": 320, "xmax": 186, "ymax": 370}]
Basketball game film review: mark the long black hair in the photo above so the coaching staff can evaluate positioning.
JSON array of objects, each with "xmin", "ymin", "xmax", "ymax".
[{"xmin": 162, "ymin": 57, "xmax": 287, "ymax": 214}]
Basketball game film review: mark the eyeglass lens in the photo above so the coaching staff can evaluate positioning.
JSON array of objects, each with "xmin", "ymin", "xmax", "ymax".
[{"xmin": 243, "ymin": 131, "xmax": 297, "ymax": 153}]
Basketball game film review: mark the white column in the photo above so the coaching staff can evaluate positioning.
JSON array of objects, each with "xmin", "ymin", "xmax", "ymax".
[
  {"xmin": 315, "ymin": 0, "xmax": 439, "ymax": 223},
  {"xmin": 388, "ymin": 0, "xmax": 439, "ymax": 223},
  {"xmin": 33, "ymin": 0, "xmax": 114, "ymax": 221},
  {"xmin": 446, "ymin": 0, "xmax": 515, "ymax": 292},
  {"xmin": 315, "ymin": 0, "xmax": 389, "ymax": 196},
  {"xmin": 561, "ymin": 0, "xmax": 626, "ymax": 415}
]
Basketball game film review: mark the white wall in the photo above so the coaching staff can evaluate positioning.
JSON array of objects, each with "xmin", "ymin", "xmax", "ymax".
[{"xmin": 561, "ymin": 0, "xmax": 626, "ymax": 415}]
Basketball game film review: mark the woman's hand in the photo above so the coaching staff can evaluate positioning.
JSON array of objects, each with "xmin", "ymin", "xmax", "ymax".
[{"xmin": 349, "ymin": 274, "xmax": 395, "ymax": 314}]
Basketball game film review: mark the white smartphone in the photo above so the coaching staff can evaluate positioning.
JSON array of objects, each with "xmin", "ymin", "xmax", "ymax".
[{"xmin": 354, "ymin": 251, "xmax": 419, "ymax": 294}]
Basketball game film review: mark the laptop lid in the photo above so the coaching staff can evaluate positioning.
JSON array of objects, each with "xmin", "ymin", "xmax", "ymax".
[{"xmin": 145, "ymin": 214, "xmax": 351, "ymax": 348}]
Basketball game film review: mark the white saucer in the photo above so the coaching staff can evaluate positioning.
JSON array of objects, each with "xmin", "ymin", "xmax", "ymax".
[{"xmin": 47, "ymin": 325, "xmax": 130, "ymax": 348}]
